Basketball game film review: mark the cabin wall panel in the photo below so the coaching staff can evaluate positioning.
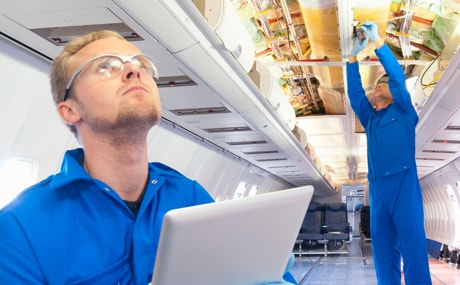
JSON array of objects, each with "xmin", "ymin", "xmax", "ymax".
[
  {"xmin": 0, "ymin": 36, "xmax": 73, "ymax": 181},
  {"xmin": 148, "ymin": 121, "xmax": 291, "ymax": 200},
  {"xmin": 421, "ymin": 161, "xmax": 460, "ymax": 248}
]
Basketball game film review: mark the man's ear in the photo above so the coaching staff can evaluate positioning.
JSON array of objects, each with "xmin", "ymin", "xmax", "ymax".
[{"xmin": 57, "ymin": 100, "xmax": 81, "ymax": 126}]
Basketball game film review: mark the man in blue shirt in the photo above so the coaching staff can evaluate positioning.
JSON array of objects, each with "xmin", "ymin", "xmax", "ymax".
[
  {"xmin": 0, "ymin": 30, "xmax": 296, "ymax": 284},
  {"xmin": 346, "ymin": 22, "xmax": 431, "ymax": 284}
]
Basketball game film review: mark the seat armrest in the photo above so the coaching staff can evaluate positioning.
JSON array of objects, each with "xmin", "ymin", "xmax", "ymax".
[{"xmin": 321, "ymin": 225, "xmax": 328, "ymax": 234}]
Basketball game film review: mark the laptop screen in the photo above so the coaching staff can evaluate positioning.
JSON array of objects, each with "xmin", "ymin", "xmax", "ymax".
[{"xmin": 151, "ymin": 185, "xmax": 314, "ymax": 285}]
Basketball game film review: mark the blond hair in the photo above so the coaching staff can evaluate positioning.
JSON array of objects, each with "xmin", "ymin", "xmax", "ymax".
[
  {"xmin": 50, "ymin": 30, "xmax": 125, "ymax": 104},
  {"xmin": 49, "ymin": 30, "xmax": 125, "ymax": 136}
]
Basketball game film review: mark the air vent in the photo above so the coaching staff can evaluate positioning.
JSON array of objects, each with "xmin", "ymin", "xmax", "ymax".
[
  {"xmin": 280, "ymin": 173, "xmax": 305, "ymax": 177},
  {"xmin": 445, "ymin": 124, "xmax": 460, "ymax": 130},
  {"xmin": 31, "ymin": 23, "xmax": 143, "ymax": 45},
  {"xmin": 203, "ymin": 126, "xmax": 251, "ymax": 133},
  {"xmin": 268, "ymin": 165, "xmax": 296, "ymax": 169},
  {"xmin": 416, "ymin": 157, "xmax": 446, "ymax": 161},
  {"xmin": 422, "ymin": 149, "xmax": 457, "ymax": 154},
  {"xmin": 156, "ymin": 75, "xmax": 197, "ymax": 88},
  {"xmin": 226, "ymin": 140, "xmax": 267, "ymax": 146},
  {"xmin": 170, "ymin": 106, "xmax": 230, "ymax": 116},
  {"xmin": 242, "ymin": 150, "xmax": 279, "ymax": 155},
  {"xmin": 256, "ymin": 158, "xmax": 288, "ymax": 162},
  {"xmin": 416, "ymin": 165, "xmax": 435, "ymax": 169},
  {"xmin": 432, "ymin": 139, "xmax": 460, "ymax": 144}
]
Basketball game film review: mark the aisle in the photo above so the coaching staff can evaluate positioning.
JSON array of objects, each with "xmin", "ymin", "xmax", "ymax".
[{"xmin": 290, "ymin": 238, "xmax": 460, "ymax": 285}]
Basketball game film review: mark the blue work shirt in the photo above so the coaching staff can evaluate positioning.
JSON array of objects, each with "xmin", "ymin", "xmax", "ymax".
[
  {"xmin": 346, "ymin": 44, "xmax": 418, "ymax": 181},
  {"xmin": 0, "ymin": 148, "xmax": 214, "ymax": 284}
]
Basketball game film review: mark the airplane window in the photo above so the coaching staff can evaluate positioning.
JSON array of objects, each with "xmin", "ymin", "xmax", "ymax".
[
  {"xmin": 233, "ymin": 181, "xmax": 247, "ymax": 199},
  {"xmin": 0, "ymin": 158, "xmax": 38, "ymax": 208},
  {"xmin": 247, "ymin": 185, "xmax": 258, "ymax": 196},
  {"xmin": 445, "ymin": 184, "xmax": 460, "ymax": 242}
]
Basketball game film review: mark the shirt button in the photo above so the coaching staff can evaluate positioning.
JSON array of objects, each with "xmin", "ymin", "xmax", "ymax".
[{"xmin": 151, "ymin": 179, "xmax": 158, "ymax": 184}]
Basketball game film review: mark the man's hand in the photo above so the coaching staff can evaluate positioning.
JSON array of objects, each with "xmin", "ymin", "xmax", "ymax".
[
  {"xmin": 350, "ymin": 36, "xmax": 368, "ymax": 57},
  {"xmin": 360, "ymin": 21, "xmax": 380, "ymax": 42}
]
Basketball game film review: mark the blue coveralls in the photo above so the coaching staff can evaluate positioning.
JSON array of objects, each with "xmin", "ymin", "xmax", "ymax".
[{"xmin": 346, "ymin": 44, "xmax": 431, "ymax": 285}]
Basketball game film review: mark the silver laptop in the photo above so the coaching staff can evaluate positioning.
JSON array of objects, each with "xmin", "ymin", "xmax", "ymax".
[{"xmin": 151, "ymin": 185, "xmax": 314, "ymax": 285}]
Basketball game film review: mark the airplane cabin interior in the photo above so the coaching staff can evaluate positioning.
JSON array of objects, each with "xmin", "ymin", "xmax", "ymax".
[{"xmin": 1, "ymin": 0, "xmax": 460, "ymax": 284}]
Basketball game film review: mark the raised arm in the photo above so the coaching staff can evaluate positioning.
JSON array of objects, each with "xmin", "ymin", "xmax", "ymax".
[{"xmin": 360, "ymin": 22, "xmax": 414, "ymax": 111}]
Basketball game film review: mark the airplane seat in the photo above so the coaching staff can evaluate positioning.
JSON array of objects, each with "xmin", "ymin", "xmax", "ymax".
[
  {"xmin": 440, "ymin": 244, "xmax": 451, "ymax": 262},
  {"xmin": 297, "ymin": 201, "xmax": 324, "ymax": 250},
  {"xmin": 449, "ymin": 249, "xmax": 459, "ymax": 267},
  {"xmin": 322, "ymin": 202, "xmax": 349, "ymax": 250},
  {"xmin": 360, "ymin": 205, "xmax": 371, "ymax": 239}
]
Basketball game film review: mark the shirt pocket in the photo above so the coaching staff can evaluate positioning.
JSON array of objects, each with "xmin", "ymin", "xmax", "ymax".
[
  {"xmin": 382, "ymin": 163, "xmax": 410, "ymax": 177},
  {"xmin": 376, "ymin": 116, "xmax": 400, "ymax": 145},
  {"xmin": 67, "ymin": 256, "xmax": 132, "ymax": 285}
]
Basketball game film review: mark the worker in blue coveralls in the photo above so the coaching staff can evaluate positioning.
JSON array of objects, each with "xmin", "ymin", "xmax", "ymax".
[
  {"xmin": 347, "ymin": 21, "xmax": 431, "ymax": 285},
  {"xmin": 0, "ymin": 30, "xmax": 296, "ymax": 285}
]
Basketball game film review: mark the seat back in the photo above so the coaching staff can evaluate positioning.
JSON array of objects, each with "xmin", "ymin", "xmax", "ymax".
[
  {"xmin": 300, "ymin": 202, "xmax": 323, "ymax": 233},
  {"xmin": 360, "ymin": 205, "xmax": 371, "ymax": 237},
  {"xmin": 324, "ymin": 202, "xmax": 348, "ymax": 233}
]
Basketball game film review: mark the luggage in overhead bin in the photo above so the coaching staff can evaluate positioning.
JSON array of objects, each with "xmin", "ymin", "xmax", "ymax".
[
  {"xmin": 298, "ymin": 0, "xmax": 342, "ymax": 89},
  {"xmin": 360, "ymin": 206, "xmax": 371, "ymax": 239}
]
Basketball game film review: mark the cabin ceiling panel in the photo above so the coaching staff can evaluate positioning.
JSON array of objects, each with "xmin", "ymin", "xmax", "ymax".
[
  {"xmin": 441, "ymin": 112, "xmax": 460, "ymax": 128},
  {"xmin": 143, "ymin": 51, "xmax": 190, "ymax": 78},
  {"xmin": 246, "ymin": 153, "xmax": 290, "ymax": 162},
  {"xmin": 417, "ymin": 106, "xmax": 454, "ymax": 148},
  {"xmin": 421, "ymin": 142, "xmax": 460, "ymax": 153},
  {"xmin": 417, "ymin": 151, "xmax": 453, "ymax": 161},
  {"xmin": 210, "ymin": 131, "xmax": 268, "ymax": 143},
  {"xmin": 236, "ymin": 148, "xmax": 281, "ymax": 156},
  {"xmin": 0, "ymin": 0, "xmax": 171, "ymax": 59},
  {"xmin": 6, "ymin": 7, "xmax": 121, "ymax": 29},
  {"xmin": 416, "ymin": 158, "xmax": 446, "ymax": 168},
  {"xmin": 183, "ymin": 113, "xmax": 253, "ymax": 129},
  {"xmin": 432, "ymin": 130, "xmax": 460, "ymax": 141},
  {"xmin": 159, "ymin": 88, "xmax": 226, "ymax": 110}
]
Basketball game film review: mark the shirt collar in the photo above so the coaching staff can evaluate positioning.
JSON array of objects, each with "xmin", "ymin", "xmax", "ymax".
[
  {"xmin": 49, "ymin": 148, "xmax": 167, "ymax": 191},
  {"xmin": 49, "ymin": 148, "xmax": 92, "ymax": 190}
]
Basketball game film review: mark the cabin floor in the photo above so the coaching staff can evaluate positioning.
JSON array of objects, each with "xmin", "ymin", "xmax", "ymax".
[{"xmin": 291, "ymin": 237, "xmax": 460, "ymax": 285}]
